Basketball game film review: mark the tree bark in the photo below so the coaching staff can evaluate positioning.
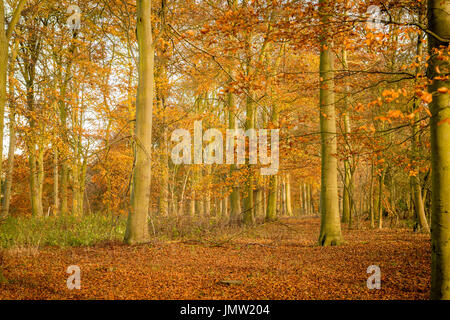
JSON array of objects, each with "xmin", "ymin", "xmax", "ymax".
[
  {"xmin": 428, "ymin": 0, "xmax": 450, "ymax": 300},
  {"xmin": 377, "ymin": 166, "xmax": 385, "ymax": 229},
  {"xmin": 0, "ymin": 0, "xmax": 27, "ymax": 199},
  {"xmin": 411, "ymin": 10, "xmax": 430, "ymax": 233},
  {"xmin": 318, "ymin": 0, "xmax": 342, "ymax": 246},
  {"xmin": 1, "ymin": 39, "xmax": 19, "ymax": 217},
  {"xmin": 265, "ymin": 100, "xmax": 279, "ymax": 221},
  {"xmin": 124, "ymin": 0, "xmax": 154, "ymax": 244},
  {"xmin": 228, "ymin": 92, "xmax": 241, "ymax": 224},
  {"xmin": 285, "ymin": 174, "xmax": 293, "ymax": 216}
]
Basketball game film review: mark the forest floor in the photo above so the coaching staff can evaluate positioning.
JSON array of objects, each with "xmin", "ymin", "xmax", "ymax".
[{"xmin": 0, "ymin": 217, "xmax": 430, "ymax": 300}]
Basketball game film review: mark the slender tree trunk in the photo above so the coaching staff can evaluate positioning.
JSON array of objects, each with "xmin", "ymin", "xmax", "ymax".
[
  {"xmin": 189, "ymin": 174, "xmax": 195, "ymax": 217},
  {"xmin": 222, "ymin": 196, "xmax": 228, "ymax": 218},
  {"xmin": 318, "ymin": 0, "xmax": 342, "ymax": 246},
  {"xmin": 277, "ymin": 181, "xmax": 282, "ymax": 215},
  {"xmin": 305, "ymin": 184, "xmax": 310, "ymax": 215},
  {"xmin": 243, "ymin": 27, "xmax": 255, "ymax": 225},
  {"xmin": 2, "ymin": 39, "xmax": 19, "ymax": 217},
  {"xmin": 0, "ymin": 9, "xmax": 7, "ymax": 195},
  {"xmin": 308, "ymin": 184, "xmax": 313, "ymax": 215},
  {"xmin": 158, "ymin": 126, "xmax": 169, "ymax": 217},
  {"xmin": 228, "ymin": 92, "xmax": 241, "ymax": 224},
  {"xmin": 0, "ymin": 0, "xmax": 26, "ymax": 200},
  {"xmin": 59, "ymin": 30, "xmax": 78, "ymax": 216},
  {"xmin": 303, "ymin": 183, "xmax": 308, "ymax": 215},
  {"xmin": 341, "ymin": 46, "xmax": 352, "ymax": 224},
  {"xmin": 124, "ymin": 0, "xmax": 154, "ymax": 244},
  {"xmin": 53, "ymin": 149, "xmax": 59, "ymax": 215},
  {"xmin": 298, "ymin": 182, "xmax": 304, "ymax": 215},
  {"xmin": 255, "ymin": 187, "xmax": 263, "ymax": 219},
  {"xmin": 157, "ymin": 68, "xmax": 169, "ymax": 217},
  {"xmin": 302, "ymin": 183, "xmax": 307, "ymax": 215},
  {"xmin": 265, "ymin": 101, "xmax": 279, "ymax": 221},
  {"xmin": 243, "ymin": 94, "xmax": 255, "ymax": 225},
  {"xmin": 281, "ymin": 175, "xmax": 286, "ymax": 215},
  {"xmin": 428, "ymin": 0, "xmax": 450, "ymax": 300},
  {"xmin": 189, "ymin": 194, "xmax": 195, "ymax": 217},
  {"xmin": 369, "ymin": 161, "xmax": 375, "ymax": 228},
  {"xmin": 309, "ymin": 184, "xmax": 315, "ymax": 214},
  {"xmin": 79, "ymin": 160, "xmax": 87, "ymax": 216},
  {"xmin": 205, "ymin": 166, "xmax": 211, "ymax": 217},
  {"xmin": 26, "ymin": 94, "xmax": 43, "ymax": 217},
  {"xmin": 377, "ymin": 166, "xmax": 385, "ymax": 229},
  {"xmin": 28, "ymin": 148, "xmax": 42, "ymax": 216},
  {"xmin": 285, "ymin": 174, "xmax": 293, "ymax": 216},
  {"xmin": 2, "ymin": 104, "xmax": 16, "ymax": 217},
  {"xmin": 37, "ymin": 143, "xmax": 44, "ymax": 215},
  {"xmin": 411, "ymin": 12, "xmax": 430, "ymax": 233},
  {"xmin": 58, "ymin": 44, "xmax": 76, "ymax": 216},
  {"xmin": 194, "ymin": 167, "xmax": 204, "ymax": 217}
]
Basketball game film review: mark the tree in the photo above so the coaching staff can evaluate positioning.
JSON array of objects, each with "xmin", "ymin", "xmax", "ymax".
[
  {"xmin": 428, "ymin": 0, "xmax": 450, "ymax": 300},
  {"xmin": 1, "ymin": 39, "xmax": 19, "ymax": 217},
  {"xmin": 318, "ymin": 0, "xmax": 342, "ymax": 246},
  {"xmin": 411, "ymin": 6, "xmax": 429, "ymax": 233},
  {"xmin": 266, "ymin": 103, "xmax": 279, "ymax": 222},
  {"xmin": 0, "ymin": 0, "xmax": 27, "ymax": 194},
  {"xmin": 124, "ymin": 0, "xmax": 154, "ymax": 244}
]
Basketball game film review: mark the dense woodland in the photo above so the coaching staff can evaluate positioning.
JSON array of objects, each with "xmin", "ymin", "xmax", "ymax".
[{"xmin": 0, "ymin": 0, "xmax": 449, "ymax": 300}]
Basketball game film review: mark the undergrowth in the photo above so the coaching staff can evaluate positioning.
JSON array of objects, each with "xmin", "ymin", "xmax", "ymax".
[{"xmin": 0, "ymin": 214, "xmax": 126, "ymax": 248}]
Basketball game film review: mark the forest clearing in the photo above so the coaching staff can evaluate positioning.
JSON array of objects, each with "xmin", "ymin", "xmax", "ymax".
[
  {"xmin": 0, "ymin": 218, "xmax": 430, "ymax": 300},
  {"xmin": 0, "ymin": 0, "xmax": 448, "ymax": 303}
]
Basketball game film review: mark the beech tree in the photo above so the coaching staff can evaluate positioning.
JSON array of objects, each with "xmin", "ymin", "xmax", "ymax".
[
  {"xmin": 124, "ymin": 0, "xmax": 154, "ymax": 244},
  {"xmin": 317, "ymin": 0, "xmax": 343, "ymax": 246},
  {"xmin": 428, "ymin": 0, "xmax": 450, "ymax": 300},
  {"xmin": 0, "ymin": 0, "xmax": 27, "ymax": 204}
]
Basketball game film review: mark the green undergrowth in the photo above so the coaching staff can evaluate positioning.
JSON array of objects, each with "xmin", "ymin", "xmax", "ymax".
[{"xmin": 0, "ymin": 214, "xmax": 126, "ymax": 248}]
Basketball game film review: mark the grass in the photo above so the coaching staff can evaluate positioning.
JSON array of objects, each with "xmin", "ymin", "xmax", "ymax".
[
  {"xmin": 0, "ymin": 214, "xmax": 127, "ymax": 248},
  {"xmin": 0, "ymin": 212, "xmax": 268, "ymax": 248}
]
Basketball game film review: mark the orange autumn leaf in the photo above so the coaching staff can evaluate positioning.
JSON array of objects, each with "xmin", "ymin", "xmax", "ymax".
[{"xmin": 437, "ymin": 87, "xmax": 448, "ymax": 94}]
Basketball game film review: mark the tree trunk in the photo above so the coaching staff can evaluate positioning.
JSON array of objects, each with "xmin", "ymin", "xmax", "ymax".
[
  {"xmin": 124, "ymin": 0, "xmax": 154, "ymax": 244},
  {"xmin": 2, "ymin": 39, "xmax": 19, "ymax": 217},
  {"xmin": 0, "ymin": 0, "xmax": 26, "ymax": 203},
  {"xmin": 222, "ymin": 196, "xmax": 228, "ymax": 218},
  {"xmin": 205, "ymin": 167, "xmax": 211, "ymax": 217},
  {"xmin": 53, "ymin": 149, "xmax": 59, "ymax": 215},
  {"xmin": 309, "ymin": 184, "xmax": 315, "ymax": 214},
  {"xmin": 28, "ymin": 148, "xmax": 42, "ymax": 216},
  {"xmin": 341, "ymin": 45, "xmax": 352, "ymax": 225},
  {"xmin": 37, "ymin": 143, "xmax": 44, "ymax": 216},
  {"xmin": 243, "ymin": 27, "xmax": 255, "ymax": 225},
  {"xmin": 255, "ymin": 187, "xmax": 263, "ymax": 219},
  {"xmin": 369, "ymin": 161, "xmax": 375, "ymax": 228},
  {"xmin": 318, "ymin": 0, "xmax": 342, "ymax": 246},
  {"xmin": 302, "ymin": 183, "xmax": 307, "ymax": 215},
  {"xmin": 265, "ymin": 100, "xmax": 279, "ymax": 221},
  {"xmin": 281, "ymin": 175, "xmax": 287, "ymax": 215},
  {"xmin": 157, "ymin": 56, "xmax": 169, "ymax": 217},
  {"xmin": 377, "ymin": 166, "xmax": 385, "ymax": 229},
  {"xmin": 428, "ymin": 0, "xmax": 450, "ymax": 300},
  {"xmin": 306, "ymin": 183, "xmax": 311, "ymax": 215},
  {"xmin": 285, "ymin": 174, "xmax": 293, "ymax": 216},
  {"xmin": 228, "ymin": 92, "xmax": 241, "ymax": 224},
  {"xmin": 411, "ymin": 12, "xmax": 430, "ymax": 233}
]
